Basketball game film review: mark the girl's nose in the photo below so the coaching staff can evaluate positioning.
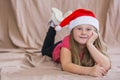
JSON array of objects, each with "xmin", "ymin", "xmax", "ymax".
[{"xmin": 81, "ymin": 29, "xmax": 86, "ymax": 34}]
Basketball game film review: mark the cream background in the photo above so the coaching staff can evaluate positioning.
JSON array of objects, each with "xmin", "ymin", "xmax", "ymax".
[{"xmin": 0, "ymin": 0, "xmax": 120, "ymax": 80}]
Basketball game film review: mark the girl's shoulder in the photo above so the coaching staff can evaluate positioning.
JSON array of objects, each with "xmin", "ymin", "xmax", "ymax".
[
  {"xmin": 63, "ymin": 35, "xmax": 70, "ymax": 41},
  {"xmin": 62, "ymin": 35, "xmax": 70, "ymax": 49}
]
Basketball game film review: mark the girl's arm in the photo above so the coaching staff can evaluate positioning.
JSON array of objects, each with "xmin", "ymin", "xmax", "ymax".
[
  {"xmin": 87, "ymin": 44, "xmax": 111, "ymax": 71},
  {"xmin": 60, "ymin": 47, "xmax": 106, "ymax": 77},
  {"xmin": 86, "ymin": 32, "xmax": 111, "ymax": 71}
]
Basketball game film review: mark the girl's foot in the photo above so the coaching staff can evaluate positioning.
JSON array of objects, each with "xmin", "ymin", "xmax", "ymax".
[
  {"xmin": 48, "ymin": 20, "xmax": 56, "ymax": 28},
  {"xmin": 48, "ymin": 8, "xmax": 62, "ymax": 27}
]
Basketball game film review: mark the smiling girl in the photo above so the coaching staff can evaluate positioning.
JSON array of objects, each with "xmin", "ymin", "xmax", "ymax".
[{"xmin": 41, "ymin": 8, "xmax": 111, "ymax": 77}]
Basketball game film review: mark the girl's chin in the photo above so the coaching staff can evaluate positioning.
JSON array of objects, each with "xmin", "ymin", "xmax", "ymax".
[
  {"xmin": 76, "ymin": 39, "xmax": 88, "ymax": 45},
  {"xmin": 78, "ymin": 42, "xmax": 87, "ymax": 45},
  {"xmin": 79, "ymin": 40, "xmax": 87, "ymax": 44}
]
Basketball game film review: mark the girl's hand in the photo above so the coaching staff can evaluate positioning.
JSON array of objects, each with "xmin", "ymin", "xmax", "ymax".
[
  {"xmin": 87, "ymin": 31, "xmax": 98, "ymax": 45},
  {"xmin": 89, "ymin": 64, "xmax": 107, "ymax": 77}
]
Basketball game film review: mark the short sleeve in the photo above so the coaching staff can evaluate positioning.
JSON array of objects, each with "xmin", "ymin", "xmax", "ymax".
[{"xmin": 62, "ymin": 35, "xmax": 70, "ymax": 50}]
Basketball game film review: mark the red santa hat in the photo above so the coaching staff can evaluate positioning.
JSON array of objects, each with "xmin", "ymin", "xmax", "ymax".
[{"xmin": 55, "ymin": 9, "xmax": 99, "ymax": 31}]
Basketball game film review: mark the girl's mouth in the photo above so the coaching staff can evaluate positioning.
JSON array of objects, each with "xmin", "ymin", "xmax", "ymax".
[{"xmin": 80, "ymin": 36, "xmax": 88, "ymax": 39}]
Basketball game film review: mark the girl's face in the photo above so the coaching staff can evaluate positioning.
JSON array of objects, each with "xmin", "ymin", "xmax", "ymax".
[{"xmin": 73, "ymin": 24, "xmax": 96, "ymax": 45}]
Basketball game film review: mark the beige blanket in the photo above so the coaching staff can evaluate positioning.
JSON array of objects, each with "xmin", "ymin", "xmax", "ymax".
[{"xmin": 0, "ymin": 48, "xmax": 120, "ymax": 80}]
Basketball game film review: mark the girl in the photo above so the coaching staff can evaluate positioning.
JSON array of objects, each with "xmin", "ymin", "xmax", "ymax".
[{"xmin": 41, "ymin": 8, "xmax": 111, "ymax": 77}]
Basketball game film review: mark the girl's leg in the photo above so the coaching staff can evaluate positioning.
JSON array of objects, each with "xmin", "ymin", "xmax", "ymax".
[
  {"xmin": 42, "ymin": 40, "xmax": 62, "ymax": 57},
  {"xmin": 41, "ymin": 27, "xmax": 56, "ymax": 57}
]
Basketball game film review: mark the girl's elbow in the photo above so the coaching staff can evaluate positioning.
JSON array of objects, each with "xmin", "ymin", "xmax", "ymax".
[
  {"xmin": 61, "ymin": 63, "xmax": 72, "ymax": 72},
  {"xmin": 107, "ymin": 64, "xmax": 111, "ymax": 71},
  {"xmin": 61, "ymin": 64, "xmax": 68, "ymax": 71},
  {"xmin": 104, "ymin": 63, "xmax": 111, "ymax": 71},
  {"xmin": 98, "ymin": 62, "xmax": 111, "ymax": 71}
]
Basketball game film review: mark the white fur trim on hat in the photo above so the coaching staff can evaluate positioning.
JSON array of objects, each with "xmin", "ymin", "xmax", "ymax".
[
  {"xmin": 69, "ymin": 16, "xmax": 99, "ymax": 31},
  {"xmin": 55, "ymin": 25, "xmax": 62, "ymax": 31}
]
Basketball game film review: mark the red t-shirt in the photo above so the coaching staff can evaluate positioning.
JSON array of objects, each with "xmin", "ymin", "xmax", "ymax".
[{"xmin": 52, "ymin": 35, "xmax": 84, "ymax": 62}]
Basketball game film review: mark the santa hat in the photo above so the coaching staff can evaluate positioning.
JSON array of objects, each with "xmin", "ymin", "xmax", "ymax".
[{"xmin": 55, "ymin": 9, "xmax": 99, "ymax": 31}]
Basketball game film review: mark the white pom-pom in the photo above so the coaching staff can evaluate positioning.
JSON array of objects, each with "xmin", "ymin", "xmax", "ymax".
[{"xmin": 55, "ymin": 25, "xmax": 62, "ymax": 31}]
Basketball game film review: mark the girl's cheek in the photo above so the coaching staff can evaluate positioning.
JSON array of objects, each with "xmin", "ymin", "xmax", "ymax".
[{"xmin": 88, "ymin": 32, "xmax": 93, "ymax": 37}]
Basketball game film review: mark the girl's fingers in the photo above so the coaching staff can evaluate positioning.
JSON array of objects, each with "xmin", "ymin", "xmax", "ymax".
[
  {"xmin": 100, "ymin": 67, "xmax": 107, "ymax": 76},
  {"xmin": 96, "ymin": 64, "xmax": 107, "ymax": 76}
]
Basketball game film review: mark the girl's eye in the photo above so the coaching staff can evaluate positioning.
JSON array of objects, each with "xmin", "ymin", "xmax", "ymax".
[
  {"xmin": 87, "ymin": 28, "xmax": 92, "ymax": 31},
  {"xmin": 77, "ymin": 28, "xmax": 82, "ymax": 30}
]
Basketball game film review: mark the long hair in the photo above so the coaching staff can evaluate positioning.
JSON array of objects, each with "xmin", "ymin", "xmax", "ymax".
[{"xmin": 70, "ymin": 28, "xmax": 108, "ymax": 67}]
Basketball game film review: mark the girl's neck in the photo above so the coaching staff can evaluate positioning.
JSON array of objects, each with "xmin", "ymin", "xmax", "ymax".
[{"xmin": 79, "ymin": 44, "xmax": 86, "ymax": 53}]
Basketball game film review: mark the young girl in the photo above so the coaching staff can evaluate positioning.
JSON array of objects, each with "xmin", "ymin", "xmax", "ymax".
[{"xmin": 41, "ymin": 8, "xmax": 111, "ymax": 77}]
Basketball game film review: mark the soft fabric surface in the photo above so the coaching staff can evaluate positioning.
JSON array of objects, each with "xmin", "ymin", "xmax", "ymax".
[
  {"xmin": 0, "ymin": 0, "xmax": 120, "ymax": 80},
  {"xmin": 0, "ymin": 48, "xmax": 120, "ymax": 80}
]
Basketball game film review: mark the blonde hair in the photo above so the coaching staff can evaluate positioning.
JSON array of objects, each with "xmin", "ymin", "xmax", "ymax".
[{"xmin": 70, "ymin": 29, "xmax": 108, "ymax": 67}]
